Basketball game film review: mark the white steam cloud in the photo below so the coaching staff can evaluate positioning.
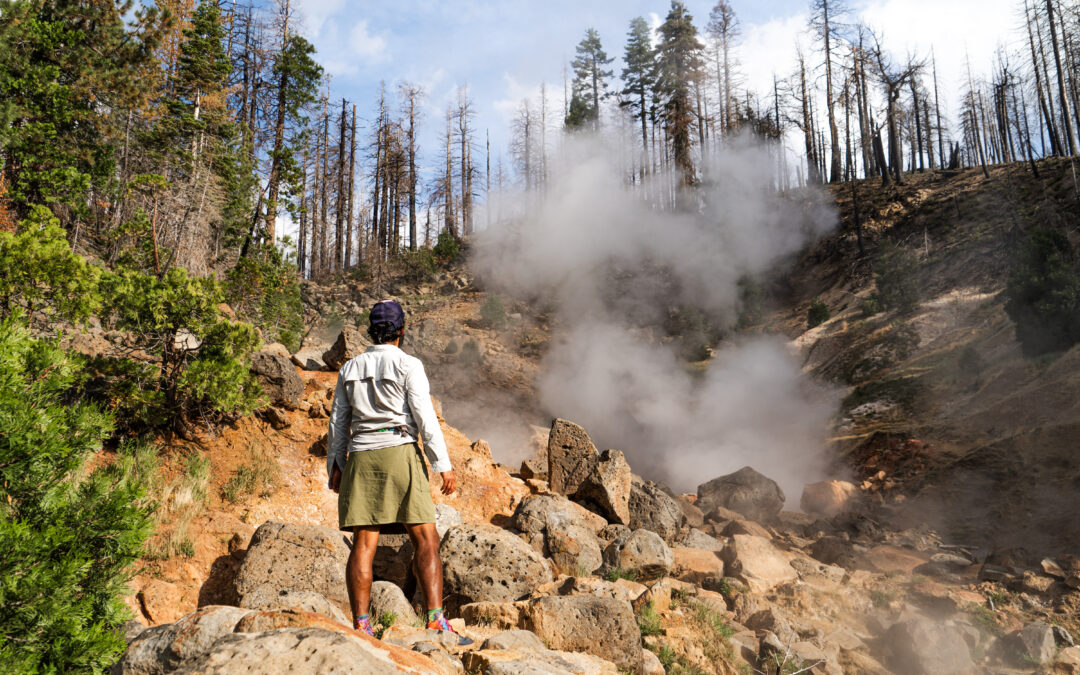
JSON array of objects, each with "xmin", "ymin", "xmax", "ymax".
[{"xmin": 473, "ymin": 135, "xmax": 839, "ymax": 500}]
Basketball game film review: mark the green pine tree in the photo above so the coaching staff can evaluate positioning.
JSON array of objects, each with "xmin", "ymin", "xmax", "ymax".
[
  {"xmin": 0, "ymin": 317, "xmax": 155, "ymax": 672},
  {"xmin": 0, "ymin": 0, "xmax": 165, "ymax": 220},
  {"xmin": 568, "ymin": 28, "xmax": 614, "ymax": 131},
  {"xmin": 620, "ymin": 17, "xmax": 657, "ymax": 162},
  {"xmin": 656, "ymin": 1, "xmax": 705, "ymax": 189}
]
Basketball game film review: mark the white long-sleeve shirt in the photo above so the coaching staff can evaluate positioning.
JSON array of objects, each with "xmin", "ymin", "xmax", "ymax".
[{"xmin": 326, "ymin": 344, "xmax": 452, "ymax": 484}]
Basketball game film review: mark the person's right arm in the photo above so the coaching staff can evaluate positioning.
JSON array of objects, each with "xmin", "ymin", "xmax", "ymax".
[{"xmin": 326, "ymin": 375, "xmax": 351, "ymax": 491}]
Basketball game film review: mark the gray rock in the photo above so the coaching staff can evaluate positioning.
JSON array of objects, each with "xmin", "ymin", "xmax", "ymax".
[
  {"xmin": 628, "ymin": 476, "xmax": 686, "ymax": 544},
  {"xmin": 522, "ymin": 595, "xmax": 642, "ymax": 672},
  {"xmin": 234, "ymin": 522, "xmax": 352, "ymax": 615},
  {"xmin": 809, "ymin": 536, "xmax": 858, "ymax": 569},
  {"xmin": 511, "ymin": 494, "xmax": 604, "ymax": 576},
  {"xmin": 696, "ymin": 466, "xmax": 785, "ymax": 522},
  {"xmin": 322, "ymin": 327, "xmax": 371, "ymax": 371},
  {"xmin": 435, "ymin": 503, "xmax": 463, "ymax": 538},
  {"xmin": 574, "ymin": 449, "xmax": 631, "ymax": 525},
  {"xmin": 596, "ymin": 524, "xmax": 630, "ymax": 545},
  {"xmin": 603, "ymin": 529, "xmax": 673, "ymax": 581},
  {"xmin": 679, "ymin": 528, "xmax": 724, "ymax": 552},
  {"xmin": 520, "ymin": 458, "xmax": 547, "ymax": 480},
  {"xmin": 547, "ymin": 419, "xmax": 599, "ymax": 497},
  {"xmin": 249, "ymin": 351, "xmax": 304, "ymax": 409},
  {"xmin": 1055, "ymin": 624, "xmax": 1075, "ymax": 647},
  {"xmin": 370, "ymin": 580, "xmax": 418, "ymax": 625},
  {"xmin": 373, "ymin": 533, "xmax": 414, "ymax": 588},
  {"xmin": 884, "ymin": 617, "xmax": 976, "ymax": 675},
  {"xmin": 1012, "ymin": 621, "xmax": 1056, "ymax": 665},
  {"xmin": 117, "ymin": 605, "xmax": 252, "ymax": 674},
  {"xmin": 481, "ymin": 630, "xmax": 548, "ymax": 652},
  {"xmin": 172, "ymin": 627, "xmax": 434, "ymax": 674},
  {"xmin": 291, "ymin": 346, "xmax": 328, "ymax": 371},
  {"xmin": 261, "ymin": 406, "xmax": 291, "ymax": 430},
  {"xmin": 238, "ymin": 587, "xmax": 349, "ymax": 625},
  {"xmin": 440, "ymin": 523, "xmax": 553, "ymax": 607}
]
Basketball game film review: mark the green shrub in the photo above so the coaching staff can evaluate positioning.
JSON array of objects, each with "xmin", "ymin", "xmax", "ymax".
[
  {"xmin": 874, "ymin": 242, "xmax": 921, "ymax": 312},
  {"xmin": 99, "ymin": 266, "xmax": 264, "ymax": 429},
  {"xmin": 736, "ymin": 276, "xmax": 766, "ymax": 328},
  {"xmin": 862, "ymin": 294, "xmax": 882, "ymax": 317},
  {"xmin": 480, "ymin": 294, "xmax": 508, "ymax": 330},
  {"xmin": 807, "ymin": 298, "xmax": 830, "ymax": 328},
  {"xmin": 0, "ymin": 205, "xmax": 101, "ymax": 326},
  {"xmin": 637, "ymin": 601, "xmax": 663, "ymax": 637},
  {"xmin": 401, "ymin": 248, "xmax": 437, "ymax": 283},
  {"xmin": 1004, "ymin": 227, "xmax": 1080, "ymax": 356},
  {"xmin": 460, "ymin": 338, "xmax": 482, "ymax": 365},
  {"xmin": 225, "ymin": 245, "xmax": 304, "ymax": 348},
  {"xmin": 0, "ymin": 317, "xmax": 155, "ymax": 672},
  {"xmin": 221, "ymin": 443, "xmax": 278, "ymax": 504},
  {"xmin": 603, "ymin": 567, "xmax": 637, "ymax": 583},
  {"xmin": 433, "ymin": 228, "xmax": 460, "ymax": 264}
]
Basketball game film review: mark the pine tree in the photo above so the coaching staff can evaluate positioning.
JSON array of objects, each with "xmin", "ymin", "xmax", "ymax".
[
  {"xmin": 569, "ymin": 28, "xmax": 614, "ymax": 131},
  {"xmin": 0, "ymin": 0, "xmax": 166, "ymax": 220},
  {"xmin": 621, "ymin": 17, "xmax": 656, "ymax": 171},
  {"xmin": 0, "ymin": 317, "xmax": 155, "ymax": 672},
  {"xmin": 656, "ymin": 1, "xmax": 705, "ymax": 190},
  {"xmin": 262, "ymin": 2, "xmax": 322, "ymax": 247}
]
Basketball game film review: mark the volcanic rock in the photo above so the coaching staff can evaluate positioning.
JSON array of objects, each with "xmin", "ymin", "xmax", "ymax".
[
  {"xmin": 322, "ymin": 327, "xmax": 371, "ymax": 371},
  {"xmin": 603, "ymin": 529, "xmax": 673, "ymax": 582},
  {"xmin": 721, "ymin": 534, "xmax": 798, "ymax": 593},
  {"xmin": 697, "ymin": 466, "xmax": 785, "ymax": 522},
  {"xmin": 440, "ymin": 523, "xmax": 553, "ymax": 607},
  {"xmin": 249, "ymin": 351, "xmax": 304, "ymax": 409},
  {"xmin": 234, "ymin": 522, "xmax": 352, "ymax": 615},
  {"xmin": 370, "ymin": 581, "xmax": 419, "ymax": 626},
  {"xmin": 800, "ymin": 480, "xmax": 860, "ymax": 518},
  {"xmin": 627, "ymin": 476, "xmax": 686, "ymax": 544},
  {"xmin": 238, "ymin": 588, "xmax": 349, "ymax": 625},
  {"xmin": 547, "ymin": 418, "xmax": 599, "ymax": 497},
  {"xmin": 1011, "ymin": 621, "xmax": 1056, "ymax": 665},
  {"xmin": 884, "ymin": 617, "xmax": 976, "ymax": 675},
  {"xmin": 522, "ymin": 595, "xmax": 641, "ymax": 672},
  {"xmin": 574, "ymin": 449, "xmax": 631, "ymax": 525}
]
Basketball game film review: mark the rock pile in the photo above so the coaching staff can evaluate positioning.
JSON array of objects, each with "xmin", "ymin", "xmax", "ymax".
[{"xmin": 120, "ymin": 417, "xmax": 1080, "ymax": 674}]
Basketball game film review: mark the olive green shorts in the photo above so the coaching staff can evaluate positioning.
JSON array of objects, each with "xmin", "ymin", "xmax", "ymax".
[{"xmin": 338, "ymin": 442, "xmax": 436, "ymax": 532}]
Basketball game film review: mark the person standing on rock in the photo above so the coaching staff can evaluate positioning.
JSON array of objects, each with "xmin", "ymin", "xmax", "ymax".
[{"xmin": 327, "ymin": 299, "xmax": 471, "ymax": 645}]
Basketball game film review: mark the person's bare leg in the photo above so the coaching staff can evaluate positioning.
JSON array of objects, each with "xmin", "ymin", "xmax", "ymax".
[
  {"xmin": 347, "ymin": 526, "xmax": 381, "ymax": 621},
  {"xmin": 404, "ymin": 522, "xmax": 443, "ymax": 613}
]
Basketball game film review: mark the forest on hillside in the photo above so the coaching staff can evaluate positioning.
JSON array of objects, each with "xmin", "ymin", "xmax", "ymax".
[{"xmin": 2, "ymin": 0, "xmax": 1080, "ymax": 672}]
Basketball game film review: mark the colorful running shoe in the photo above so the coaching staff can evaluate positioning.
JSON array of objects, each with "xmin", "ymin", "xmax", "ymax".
[
  {"xmin": 354, "ymin": 615, "xmax": 375, "ymax": 637},
  {"xmin": 426, "ymin": 612, "xmax": 474, "ymax": 646}
]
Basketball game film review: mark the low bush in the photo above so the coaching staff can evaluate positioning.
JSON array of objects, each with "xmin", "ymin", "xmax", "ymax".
[
  {"xmin": 1004, "ymin": 226, "xmax": 1080, "ymax": 356},
  {"xmin": 807, "ymin": 298, "xmax": 830, "ymax": 328},
  {"xmin": 874, "ymin": 242, "xmax": 921, "ymax": 313},
  {"xmin": 225, "ymin": 244, "xmax": 304, "ymax": 348},
  {"xmin": 480, "ymin": 294, "xmax": 508, "ymax": 330},
  {"xmin": 433, "ymin": 228, "xmax": 461, "ymax": 264},
  {"xmin": 401, "ymin": 248, "xmax": 437, "ymax": 283}
]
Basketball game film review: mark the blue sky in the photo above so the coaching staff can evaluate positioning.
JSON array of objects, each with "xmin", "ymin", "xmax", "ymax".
[{"xmin": 282, "ymin": 0, "xmax": 1018, "ymax": 196}]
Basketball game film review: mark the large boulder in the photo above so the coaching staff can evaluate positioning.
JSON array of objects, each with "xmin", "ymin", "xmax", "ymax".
[
  {"xmin": 547, "ymin": 418, "xmax": 599, "ymax": 497},
  {"xmin": 238, "ymin": 588, "xmax": 349, "ymax": 625},
  {"xmin": 574, "ymin": 449, "xmax": 631, "ymax": 525},
  {"xmin": 373, "ymin": 533, "xmax": 414, "ymax": 588},
  {"xmin": 322, "ymin": 327, "xmax": 371, "ymax": 371},
  {"xmin": 603, "ymin": 529, "xmax": 673, "ymax": 582},
  {"xmin": 522, "ymin": 595, "xmax": 642, "ymax": 673},
  {"xmin": 440, "ymin": 523, "xmax": 553, "ymax": 607},
  {"xmin": 118, "ymin": 605, "xmax": 253, "ymax": 674},
  {"xmin": 628, "ymin": 476, "xmax": 686, "ymax": 544},
  {"xmin": 800, "ymin": 480, "xmax": 860, "ymax": 518},
  {"xmin": 249, "ymin": 351, "xmax": 304, "ymax": 410},
  {"xmin": 883, "ymin": 617, "xmax": 976, "ymax": 674},
  {"xmin": 1011, "ymin": 621, "xmax": 1056, "ymax": 666},
  {"xmin": 370, "ymin": 581, "xmax": 419, "ymax": 626},
  {"xmin": 463, "ymin": 648, "xmax": 620, "ymax": 674},
  {"xmin": 234, "ymin": 522, "xmax": 352, "ymax": 614},
  {"xmin": 697, "ymin": 467, "xmax": 785, "ymax": 522},
  {"xmin": 721, "ymin": 534, "xmax": 798, "ymax": 593},
  {"xmin": 671, "ymin": 547, "xmax": 726, "ymax": 590},
  {"xmin": 511, "ymin": 494, "xmax": 605, "ymax": 576}
]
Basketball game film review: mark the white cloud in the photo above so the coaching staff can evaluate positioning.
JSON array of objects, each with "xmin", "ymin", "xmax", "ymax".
[{"xmin": 349, "ymin": 19, "xmax": 390, "ymax": 64}]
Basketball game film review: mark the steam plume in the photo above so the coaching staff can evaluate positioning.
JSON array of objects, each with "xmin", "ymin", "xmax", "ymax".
[{"xmin": 473, "ymin": 135, "xmax": 839, "ymax": 500}]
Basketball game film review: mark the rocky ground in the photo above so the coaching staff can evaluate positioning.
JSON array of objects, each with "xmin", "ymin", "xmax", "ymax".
[{"xmin": 116, "ymin": 333, "xmax": 1080, "ymax": 674}]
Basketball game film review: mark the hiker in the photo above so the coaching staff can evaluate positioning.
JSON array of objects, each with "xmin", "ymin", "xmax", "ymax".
[{"xmin": 326, "ymin": 299, "xmax": 470, "ymax": 645}]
